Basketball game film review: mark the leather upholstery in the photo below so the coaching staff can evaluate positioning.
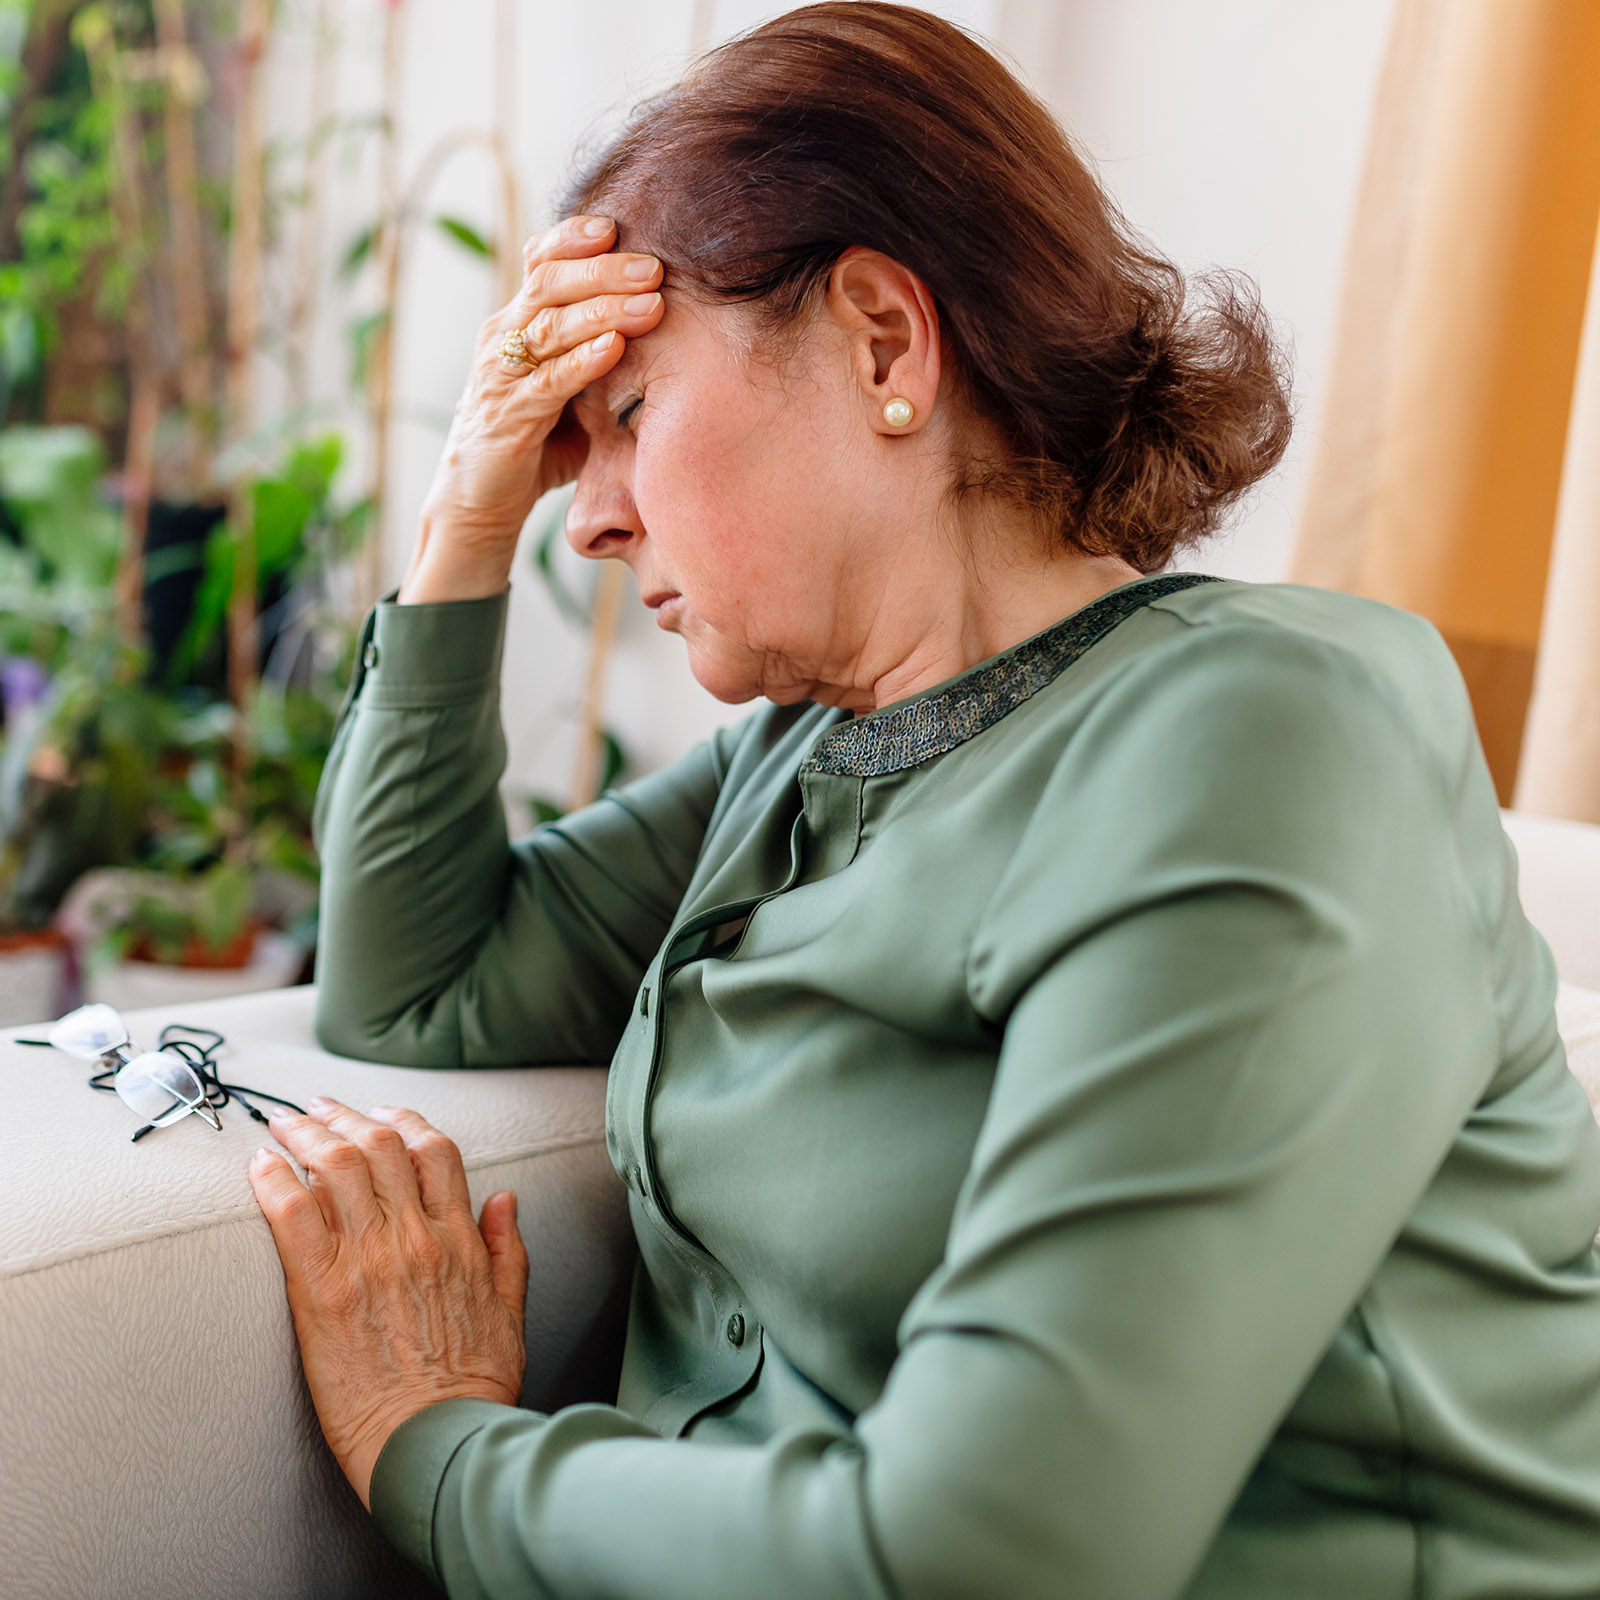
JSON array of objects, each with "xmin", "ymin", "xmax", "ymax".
[{"xmin": 0, "ymin": 986, "xmax": 632, "ymax": 1599}]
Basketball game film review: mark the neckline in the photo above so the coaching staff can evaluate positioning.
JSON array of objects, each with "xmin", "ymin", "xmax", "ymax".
[{"xmin": 802, "ymin": 571, "xmax": 1222, "ymax": 778}]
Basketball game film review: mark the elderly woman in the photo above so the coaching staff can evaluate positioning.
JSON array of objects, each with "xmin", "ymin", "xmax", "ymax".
[{"xmin": 248, "ymin": 6, "xmax": 1600, "ymax": 1597}]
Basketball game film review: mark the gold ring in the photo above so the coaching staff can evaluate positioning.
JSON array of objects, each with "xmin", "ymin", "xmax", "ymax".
[{"xmin": 499, "ymin": 327, "xmax": 539, "ymax": 371}]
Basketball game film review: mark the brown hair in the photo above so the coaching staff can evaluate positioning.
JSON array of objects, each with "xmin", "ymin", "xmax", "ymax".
[{"xmin": 562, "ymin": 3, "xmax": 1292, "ymax": 573}]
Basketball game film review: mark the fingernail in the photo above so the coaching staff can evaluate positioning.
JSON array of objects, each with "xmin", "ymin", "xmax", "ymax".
[
  {"xmin": 623, "ymin": 292, "xmax": 661, "ymax": 316},
  {"xmin": 268, "ymin": 1105, "xmax": 292, "ymax": 1122},
  {"xmin": 589, "ymin": 331, "xmax": 618, "ymax": 354},
  {"xmin": 307, "ymin": 1096, "xmax": 332, "ymax": 1111},
  {"xmin": 623, "ymin": 256, "xmax": 659, "ymax": 282},
  {"xmin": 583, "ymin": 216, "xmax": 613, "ymax": 237},
  {"xmin": 252, "ymin": 1147, "xmax": 275, "ymax": 1165}
]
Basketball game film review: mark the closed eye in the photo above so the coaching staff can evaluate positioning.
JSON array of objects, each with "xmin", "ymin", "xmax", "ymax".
[{"xmin": 618, "ymin": 396, "xmax": 643, "ymax": 430}]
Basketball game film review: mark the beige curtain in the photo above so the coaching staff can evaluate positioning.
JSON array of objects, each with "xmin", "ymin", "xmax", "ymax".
[{"xmin": 1293, "ymin": 0, "xmax": 1600, "ymax": 805}]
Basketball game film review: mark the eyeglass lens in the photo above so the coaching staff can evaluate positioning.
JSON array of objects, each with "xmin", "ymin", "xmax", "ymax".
[
  {"xmin": 48, "ymin": 1004, "xmax": 131, "ymax": 1062},
  {"xmin": 115, "ymin": 1051, "xmax": 221, "ymax": 1131}
]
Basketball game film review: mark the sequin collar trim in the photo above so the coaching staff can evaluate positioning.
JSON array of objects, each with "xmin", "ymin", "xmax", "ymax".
[{"xmin": 803, "ymin": 572, "xmax": 1222, "ymax": 777}]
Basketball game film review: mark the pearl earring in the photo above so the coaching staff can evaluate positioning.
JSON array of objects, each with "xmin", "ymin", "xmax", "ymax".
[{"xmin": 882, "ymin": 397, "xmax": 915, "ymax": 428}]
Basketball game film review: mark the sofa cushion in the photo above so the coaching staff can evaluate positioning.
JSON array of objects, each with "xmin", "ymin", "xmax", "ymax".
[
  {"xmin": 0, "ymin": 985, "xmax": 633, "ymax": 1600},
  {"xmin": 1501, "ymin": 811, "xmax": 1600, "ymax": 991},
  {"xmin": 1558, "ymin": 982, "xmax": 1600, "ymax": 1121}
]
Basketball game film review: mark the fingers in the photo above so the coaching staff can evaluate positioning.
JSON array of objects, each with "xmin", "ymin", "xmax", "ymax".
[
  {"xmin": 480, "ymin": 1191, "xmax": 530, "ymax": 1329},
  {"xmin": 249, "ymin": 1147, "xmax": 336, "ymax": 1281},
  {"xmin": 520, "ymin": 290, "xmax": 664, "ymax": 364},
  {"xmin": 368, "ymin": 1105, "xmax": 475, "ymax": 1222},
  {"xmin": 268, "ymin": 1107, "xmax": 384, "ymax": 1236},
  {"xmin": 305, "ymin": 1098, "xmax": 423, "ymax": 1214},
  {"xmin": 523, "ymin": 212, "xmax": 616, "ymax": 276},
  {"xmin": 516, "ymin": 248, "xmax": 663, "ymax": 319}
]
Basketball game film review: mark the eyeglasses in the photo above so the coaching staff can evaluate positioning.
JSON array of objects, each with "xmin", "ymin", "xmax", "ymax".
[{"xmin": 19, "ymin": 1003, "xmax": 305, "ymax": 1142}]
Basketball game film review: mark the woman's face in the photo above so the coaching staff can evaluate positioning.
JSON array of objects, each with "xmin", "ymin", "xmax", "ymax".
[{"xmin": 564, "ymin": 294, "xmax": 903, "ymax": 709}]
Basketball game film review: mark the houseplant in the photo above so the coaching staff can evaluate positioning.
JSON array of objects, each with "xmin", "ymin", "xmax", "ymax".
[{"xmin": 0, "ymin": 422, "xmax": 164, "ymax": 1018}]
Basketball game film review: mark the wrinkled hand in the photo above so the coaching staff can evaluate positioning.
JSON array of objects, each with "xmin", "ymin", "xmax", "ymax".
[
  {"xmin": 248, "ymin": 1098, "xmax": 529, "ymax": 1509},
  {"xmin": 401, "ymin": 212, "xmax": 666, "ymax": 603}
]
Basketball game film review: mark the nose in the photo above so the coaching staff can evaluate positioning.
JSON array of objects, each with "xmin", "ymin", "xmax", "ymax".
[{"xmin": 565, "ymin": 458, "xmax": 643, "ymax": 562}]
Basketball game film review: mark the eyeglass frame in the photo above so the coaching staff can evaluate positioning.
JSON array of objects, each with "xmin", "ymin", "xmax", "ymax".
[{"xmin": 18, "ymin": 1004, "xmax": 306, "ymax": 1142}]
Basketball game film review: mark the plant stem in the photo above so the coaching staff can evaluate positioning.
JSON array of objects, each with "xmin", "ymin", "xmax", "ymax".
[
  {"xmin": 153, "ymin": 0, "xmax": 214, "ymax": 493},
  {"xmin": 286, "ymin": 0, "xmax": 339, "ymax": 410},
  {"xmin": 492, "ymin": 0, "xmax": 519, "ymax": 301},
  {"xmin": 0, "ymin": 0, "xmax": 78, "ymax": 262},
  {"xmin": 362, "ymin": 0, "xmax": 407, "ymax": 610},
  {"xmin": 80, "ymin": 9, "xmax": 158, "ymax": 643},
  {"xmin": 225, "ymin": 0, "xmax": 271, "ymax": 739}
]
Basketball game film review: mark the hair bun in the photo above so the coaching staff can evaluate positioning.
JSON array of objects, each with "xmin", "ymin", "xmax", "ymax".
[{"xmin": 564, "ymin": 2, "xmax": 1292, "ymax": 572}]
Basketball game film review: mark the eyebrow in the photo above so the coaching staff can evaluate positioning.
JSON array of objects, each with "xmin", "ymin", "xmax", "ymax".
[{"xmin": 577, "ymin": 343, "xmax": 645, "ymax": 423}]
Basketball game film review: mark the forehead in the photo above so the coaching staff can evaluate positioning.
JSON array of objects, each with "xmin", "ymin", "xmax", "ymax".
[{"xmin": 571, "ymin": 293, "xmax": 739, "ymax": 422}]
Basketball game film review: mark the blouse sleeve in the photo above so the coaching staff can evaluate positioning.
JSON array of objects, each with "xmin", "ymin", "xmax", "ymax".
[
  {"xmin": 368, "ymin": 618, "xmax": 1502, "ymax": 1599},
  {"xmin": 311, "ymin": 591, "xmax": 742, "ymax": 1067}
]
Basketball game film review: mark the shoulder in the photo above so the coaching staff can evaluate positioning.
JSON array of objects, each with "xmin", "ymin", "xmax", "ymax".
[
  {"xmin": 1058, "ymin": 578, "xmax": 1477, "ymax": 787},
  {"xmin": 967, "ymin": 580, "xmax": 1483, "ymax": 1013},
  {"xmin": 1138, "ymin": 577, "xmax": 1459, "ymax": 714}
]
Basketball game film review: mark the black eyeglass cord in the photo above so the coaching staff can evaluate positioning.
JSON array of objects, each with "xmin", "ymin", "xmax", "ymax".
[{"xmin": 18, "ymin": 1021, "xmax": 306, "ymax": 1140}]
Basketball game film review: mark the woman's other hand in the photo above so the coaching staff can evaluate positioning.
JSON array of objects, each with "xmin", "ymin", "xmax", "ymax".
[
  {"xmin": 247, "ymin": 1099, "xmax": 530, "ymax": 1509},
  {"xmin": 399, "ymin": 214, "xmax": 666, "ymax": 603}
]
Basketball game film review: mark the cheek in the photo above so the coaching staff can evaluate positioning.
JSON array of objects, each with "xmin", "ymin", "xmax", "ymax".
[{"xmin": 632, "ymin": 386, "xmax": 797, "ymax": 608}]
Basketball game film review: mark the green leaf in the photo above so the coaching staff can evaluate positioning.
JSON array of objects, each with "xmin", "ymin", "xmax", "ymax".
[
  {"xmin": 599, "ymin": 729, "xmax": 627, "ymax": 793},
  {"xmin": 283, "ymin": 433, "xmax": 342, "ymax": 508},
  {"xmin": 251, "ymin": 475, "xmax": 314, "ymax": 576},
  {"xmin": 166, "ymin": 526, "xmax": 234, "ymax": 687},
  {"xmin": 434, "ymin": 214, "xmax": 493, "ymax": 259},
  {"xmin": 338, "ymin": 220, "xmax": 381, "ymax": 281},
  {"xmin": 194, "ymin": 860, "xmax": 253, "ymax": 952},
  {"xmin": 0, "ymin": 425, "xmax": 121, "ymax": 587},
  {"xmin": 348, "ymin": 308, "xmax": 389, "ymax": 391},
  {"xmin": 139, "ymin": 539, "xmax": 208, "ymax": 586},
  {"xmin": 0, "ymin": 301, "xmax": 39, "ymax": 386},
  {"xmin": 525, "ymin": 795, "xmax": 565, "ymax": 826}
]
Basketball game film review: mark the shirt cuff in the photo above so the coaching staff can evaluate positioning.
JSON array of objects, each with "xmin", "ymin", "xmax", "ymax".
[
  {"xmin": 369, "ymin": 1396, "xmax": 515, "ymax": 1582},
  {"xmin": 359, "ymin": 589, "xmax": 510, "ymax": 709}
]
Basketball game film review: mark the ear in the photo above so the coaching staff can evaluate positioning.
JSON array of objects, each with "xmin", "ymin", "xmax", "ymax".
[{"xmin": 825, "ymin": 248, "xmax": 941, "ymax": 435}]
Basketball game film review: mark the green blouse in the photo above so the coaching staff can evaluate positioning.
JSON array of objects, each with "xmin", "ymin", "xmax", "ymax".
[{"xmin": 312, "ymin": 573, "xmax": 1600, "ymax": 1599}]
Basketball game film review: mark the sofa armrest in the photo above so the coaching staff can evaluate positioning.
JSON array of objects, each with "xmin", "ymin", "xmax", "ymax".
[{"xmin": 0, "ymin": 985, "xmax": 634, "ymax": 1600}]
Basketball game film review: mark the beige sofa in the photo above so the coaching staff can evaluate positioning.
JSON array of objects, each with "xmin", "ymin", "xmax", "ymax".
[{"xmin": 0, "ymin": 811, "xmax": 1596, "ymax": 1600}]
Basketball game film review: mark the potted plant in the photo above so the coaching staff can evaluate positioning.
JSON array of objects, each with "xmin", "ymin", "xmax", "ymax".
[
  {"xmin": 53, "ymin": 433, "xmax": 359, "ymax": 1012},
  {"xmin": 0, "ymin": 423, "xmax": 164, "ymax": 1020},
  {"xmin": 58, "ymin": 670, "xmax": 334, "ymax": 1009}
]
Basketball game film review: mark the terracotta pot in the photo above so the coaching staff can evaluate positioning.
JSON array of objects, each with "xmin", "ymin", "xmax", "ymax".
[
  {"xmin": 127, "ymin": 922, "xmax": 260, "ymax": 971},
  {"xmin": 83, "ymin": 931, "xmax": 306, "ymax": 1013}
]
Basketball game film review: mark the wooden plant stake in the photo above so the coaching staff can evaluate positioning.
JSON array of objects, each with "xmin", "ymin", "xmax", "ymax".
[{"xmin": 225, "ymin": 0, "xmax": 271, "ymax": 736}]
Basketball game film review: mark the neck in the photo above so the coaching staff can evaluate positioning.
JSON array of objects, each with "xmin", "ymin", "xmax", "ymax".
[{"xmin": 813, "ymin": 510, "xmax": 1146, "ymax": 715}]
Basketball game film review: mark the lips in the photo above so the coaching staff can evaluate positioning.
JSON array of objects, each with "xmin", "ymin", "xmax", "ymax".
[{"xmin": 643, "ymin": 590, "xmax": 680, "ymax": 610}]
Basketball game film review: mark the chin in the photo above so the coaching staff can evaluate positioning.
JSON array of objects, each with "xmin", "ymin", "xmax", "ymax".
[{"xmin": 685, "ymin": 650, "xmax": 764, "ymax": 706}]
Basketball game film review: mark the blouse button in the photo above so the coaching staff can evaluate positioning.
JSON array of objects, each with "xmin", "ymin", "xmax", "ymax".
[
  {"xmin": 362, "ymin": 640, "xmax": 379, "ymax": 670},
  {"xmin": 725, "ymin": 1313, "xmax": 746, "ymax": 1348}
]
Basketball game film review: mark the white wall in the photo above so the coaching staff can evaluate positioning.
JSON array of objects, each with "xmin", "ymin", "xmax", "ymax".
[
  {"xmin": 1001, "ymin": 0, "xmax": 1396, "ymax": 584},
  {"xmin": 260, "ymin": 0, "xmax": 1394, "ymax": 805}
]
